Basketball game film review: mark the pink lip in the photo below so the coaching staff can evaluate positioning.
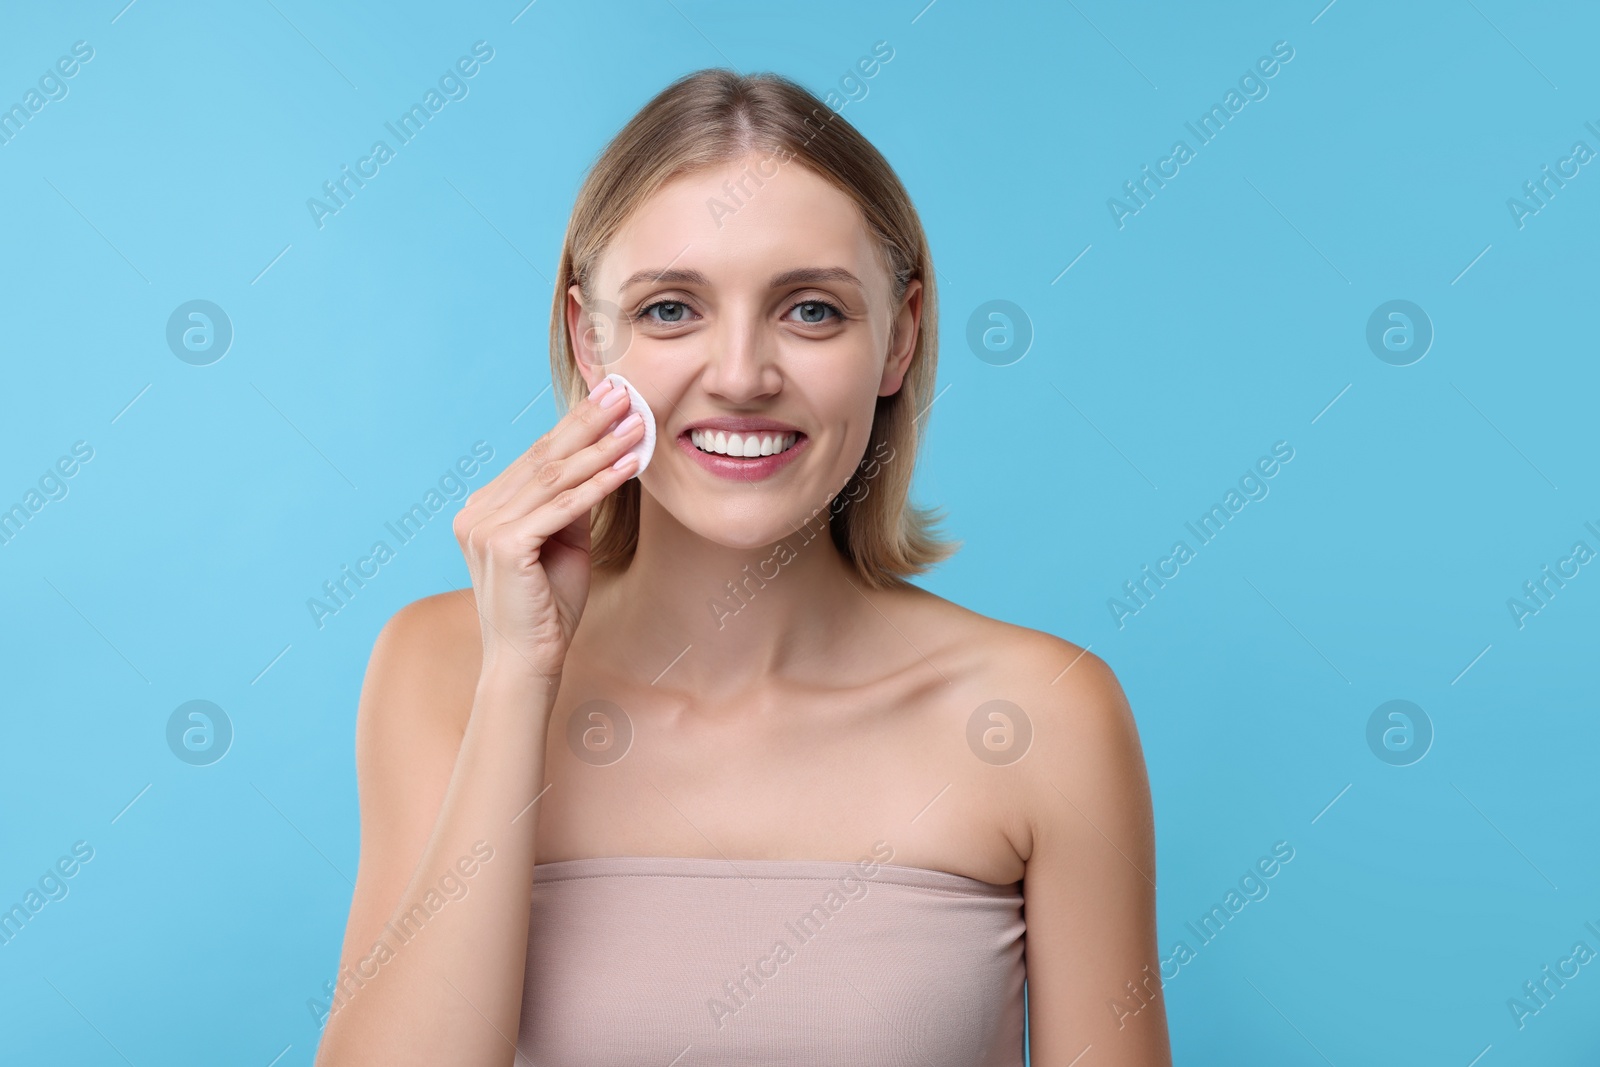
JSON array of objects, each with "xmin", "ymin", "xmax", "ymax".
[{"xmin": 676, "ymin": 429, "xmax": 808, "ymax": 482}]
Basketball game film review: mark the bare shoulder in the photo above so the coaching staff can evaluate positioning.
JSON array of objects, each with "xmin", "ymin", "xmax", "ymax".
[
  {"xmin": 333, "ymin": 588, "xmax": 484, "ymax": 975},
  {"xmin": 371, "ymin": 587, "xmax": 481, "ymax": 676},
  {"xmin": 381, "ymin": 585, "xmax": 481, "ymax": 640},
  {"xmin": 888, "ymin": 581, "xmax": 1127, "ymax": 715},
  {"xmin": 888, "ymin": 583, "xmax": 1149, "ymax": 857},
  {"xmin": 358, "ymin": 587, "xmax": 482, "ymax": 748},
  {"xmin": 356, "ymin": 588, "xmax": 486, "ymax": 790}
]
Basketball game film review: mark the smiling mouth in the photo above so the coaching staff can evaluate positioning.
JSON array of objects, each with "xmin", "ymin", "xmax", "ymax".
[{"xmin": 688, "ymin": 428, "xmax": 802, "ymax": 458}]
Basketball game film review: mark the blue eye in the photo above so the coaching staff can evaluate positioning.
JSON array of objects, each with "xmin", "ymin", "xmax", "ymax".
[
  {"xmin": 640, "ymin": 301, "xmax": 689, "ymax": 323},
  {"xmin": 788, "ymin": 300, "xmax": 841, "ymax": 324}
]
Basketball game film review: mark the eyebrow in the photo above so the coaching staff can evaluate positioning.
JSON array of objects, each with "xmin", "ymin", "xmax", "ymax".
[{"xmin": 617, "ymin": 266, "xmax": 864, "ymax": 292}]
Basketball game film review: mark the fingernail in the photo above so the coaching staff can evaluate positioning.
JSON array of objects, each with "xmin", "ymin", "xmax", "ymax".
[
  {"xmin": 611, "ymin": 451, "xmax": 639, "ymax": 471},
  {"xmin": 610, "ymin": 411, "xmax": 642, "ymax": 436},
  {"xmin": 601, "ymin": 385, "xmax": 629, "ymax": 408},
  {"xmin": 590, "ymin": 379, "xmax": 615, "ymax": 402}
]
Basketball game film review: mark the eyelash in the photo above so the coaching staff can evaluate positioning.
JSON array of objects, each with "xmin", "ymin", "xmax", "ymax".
[
  {"xmin": 633, "ymin": 297, "xmax": 845, "ymax": 325},
  {"xmin": 786, "ymin": 298, "xmax": 844, "ymax": 324}
]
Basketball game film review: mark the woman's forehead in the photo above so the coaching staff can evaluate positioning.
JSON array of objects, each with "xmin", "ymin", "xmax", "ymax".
[{"xmin": 593, "ymin": 156, "xmax": 889, "ymax": 299}]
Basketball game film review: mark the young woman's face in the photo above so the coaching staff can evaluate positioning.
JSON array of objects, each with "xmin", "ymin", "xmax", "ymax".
[{"xmin": 570, "ymin": 151, "xmax": 922, "ymax": 551}]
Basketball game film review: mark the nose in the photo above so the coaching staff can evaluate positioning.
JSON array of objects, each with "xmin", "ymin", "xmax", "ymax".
[{"xmin": 699, "ymin": 301, "xmax": 780, "ymax": 405}]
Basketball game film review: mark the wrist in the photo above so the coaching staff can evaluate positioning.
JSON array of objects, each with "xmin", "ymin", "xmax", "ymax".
[{"xmin": 476, "ymin": 658, "xmax": 560, "ymax": 701}]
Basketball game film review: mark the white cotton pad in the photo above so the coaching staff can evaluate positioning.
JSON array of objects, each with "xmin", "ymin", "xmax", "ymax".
[{"xmin": 600, "ymin": 372, "xmax": 657, "ymax": 478}]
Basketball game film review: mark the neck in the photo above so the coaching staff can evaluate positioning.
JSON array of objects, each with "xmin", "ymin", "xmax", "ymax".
[{"xmin": 588, "ymin": 489, "xmax": 870, "ymax": 700}]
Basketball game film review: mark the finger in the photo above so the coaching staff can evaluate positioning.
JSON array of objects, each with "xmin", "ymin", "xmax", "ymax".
[
  {"xmin": 458, "ymin": 411, "xmax": 641, "ymax": 558},
  {"xmin": 467, "ymin": 382, "xmax": 630, "ymax": 516},
  {"xmin": 491, "ymin": 445, "xmax": 641, "ymax": 552},
  {"xmin": 474, "ymin": 381, "xmax": 628, "ymax": 513},
  {"xmin": 492, "ymin": 410, "xmax": 645, "ymax": 527}
]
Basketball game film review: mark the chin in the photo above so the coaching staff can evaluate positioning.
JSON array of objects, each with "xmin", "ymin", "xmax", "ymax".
[{"xmin": 682, "ymin": 512, "xmax": 807, "ymax": 552}]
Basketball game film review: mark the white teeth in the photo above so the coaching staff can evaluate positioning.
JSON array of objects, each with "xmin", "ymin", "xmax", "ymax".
[{"xmin": 690, "ymin": 429, "xmax": 798, "ymax": 457}]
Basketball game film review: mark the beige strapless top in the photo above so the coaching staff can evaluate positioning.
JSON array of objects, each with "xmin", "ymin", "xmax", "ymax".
[{"xmin": 516, "ymin": 854, "xmax": 1027, "ymax": 1065}]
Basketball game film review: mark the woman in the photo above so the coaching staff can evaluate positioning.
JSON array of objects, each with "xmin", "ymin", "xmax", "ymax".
[{"xmin": 315, "ymin": 69, "xmax": 1170, "ymax": 1066}]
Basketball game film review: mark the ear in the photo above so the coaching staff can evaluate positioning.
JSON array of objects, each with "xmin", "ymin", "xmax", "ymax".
[
  {"xmin": 878, "ymin": 277, "xmax": 923, "ymax": 397},
  {"xmin": 568, "ymin": 284, "xmax": 635, "ymax": 381},
  {"xmin": 566, "ymin": 284, "xmax": 603, "ymax": 391}
]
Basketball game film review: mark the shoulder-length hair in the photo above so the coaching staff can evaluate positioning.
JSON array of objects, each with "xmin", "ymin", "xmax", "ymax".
[{"xmin": 548, "ymin": 68, "xmax": 958, "ymax": 589}]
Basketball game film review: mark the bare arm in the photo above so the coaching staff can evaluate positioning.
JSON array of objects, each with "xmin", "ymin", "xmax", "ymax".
[
  {"xmin": 314, "ymin": 376, "xmax": 645, "ymax": 1065},
  {"xmin": 1021, "ymin": 646, "xmax": 1172, "ymax": 1066},
  {"xmin": 313, "ymin": 605, "xmax": 555, "ymax": 1064}
]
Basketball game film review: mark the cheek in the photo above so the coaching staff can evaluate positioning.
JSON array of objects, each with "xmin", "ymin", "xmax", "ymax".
[{"xmin": 807, "ymin": 366, "xmax": 884, "ymax": 482}]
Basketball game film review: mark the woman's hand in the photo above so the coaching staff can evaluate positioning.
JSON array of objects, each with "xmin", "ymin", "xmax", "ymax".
[
  {"xmin": 317, "ymin": 387, "xmax": 642, "ymax": 1064},
  {"xmin": 452, "ymin": 377, "xmax": 643, "ymax": 681}
]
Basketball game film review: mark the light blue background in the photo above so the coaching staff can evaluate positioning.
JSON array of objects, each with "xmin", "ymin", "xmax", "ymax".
[{"xmin": 2, "ymin": 1, "xmax": 1596, "ymax": 1063}]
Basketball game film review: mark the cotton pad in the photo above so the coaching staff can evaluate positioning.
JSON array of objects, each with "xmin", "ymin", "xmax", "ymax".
[{"xmin": 599, "ymin": 372, "xmax": 657, "ymax": 478}]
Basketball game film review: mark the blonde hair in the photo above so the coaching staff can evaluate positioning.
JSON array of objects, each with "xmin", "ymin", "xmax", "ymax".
[{"xmin": 548, "ymin": 68, "xmax": 959, "ymax": 589}]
